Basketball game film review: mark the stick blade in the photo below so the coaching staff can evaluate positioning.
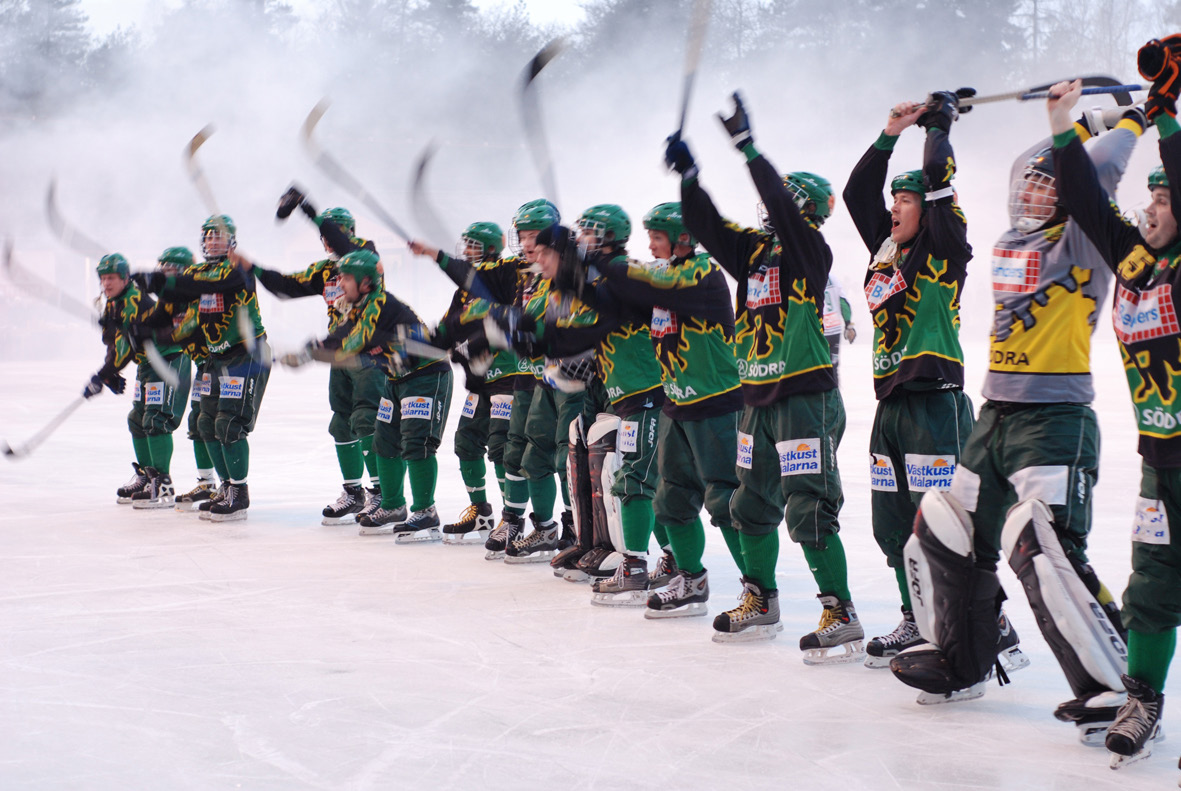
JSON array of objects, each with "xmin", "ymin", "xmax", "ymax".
[
  {"xmin": 301, "ymin": 98, "xmax": 331, "ymax": 151},
  {"xmin": 46, "ymin": 178, "xmax": 110, "ymax": 260},
  {"xmin": 523, "ymin": 37, "xmax": 566, "ymax": 86},
  {"xmin": 185, "ymin": 123, "xmax": 216, "ymax": 163},
  {"xmin": 410, "ymin": 140, "xmax": 453, "ymax": 247}
]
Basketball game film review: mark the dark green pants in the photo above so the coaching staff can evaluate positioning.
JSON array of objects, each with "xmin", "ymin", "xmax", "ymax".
[
  {"xmin": 455, "ymin": 391, "xmax": 492, "ymax": 462},
  {"xmin": 127, "ymin": 362, "xmax": 148, "ymax": 439},
  {"xmin": 521, "ymin": 387, "xmax": 584, "ymax": 480},
  {"xmin": 731, "ymin": 390, "xmax": 845, "ymax": 546},
  {"xmin": 327, "ymin": 363, "xmax": 384, "ymax": 443},
  {"xmin": 503, "ymin": 387, "xmax": 534, "ymax": 477},
  {"xmin": 1122, "ymin": 463, "xmax": 1181, "ymax": 634},
  {"xmin": 140, "ymin": 354, "xmax": 192, "ymax": 436},
  {"xmin": 609, "ymin": 406, "xmax": 661, "ymax": 503},
  {"xmin": 373, "ymin": 368, "xmax": 453, "ymax": 461},
  {"xmin": 186, "ymin": 362, "xmax": 212, "ymax": 442},
  {"xmin": 487, "ymin": 393, "xmax": 512, "ymax": 466},
  {"xmin": 206, "ymin": 351, "xmax": 270, "ymax": 444},
  {"xmin": 653, "ymin": 410, "xmax": 740, "ymax": 529}
]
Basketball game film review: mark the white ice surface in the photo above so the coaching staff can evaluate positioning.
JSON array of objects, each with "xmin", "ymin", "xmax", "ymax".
[{"xmin": 0, "ymin": 336, "xmax": 1174, "ymax": 790}]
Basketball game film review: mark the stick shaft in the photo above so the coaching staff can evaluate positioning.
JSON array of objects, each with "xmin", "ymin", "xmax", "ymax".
[{"xmin": 4, "ymin": 397, "xmax": 87, "ymax": 459}]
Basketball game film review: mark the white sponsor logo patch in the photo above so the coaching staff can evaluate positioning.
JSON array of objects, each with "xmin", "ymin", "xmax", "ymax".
[
  {"xmin": 377, "ymin": 397, "xmax": 395, "ymax": 423},
  {"xmin": 870, "ymin": 453, "xmax": 898, "ymax": 491},
  {"xmin": 905, "ymin": 453, "xmax": 956, "ymax": 491},
  {"xmin": 1113, "ymin": 283, "xmax": 1180, "ymax": 344},
  {"xmin": 776, "ymin": 437, "xmax": 821, "ymax": 476},
  {"xmin": 401, "ymin": 396, "xmax": 433, "ymax": 420},
  {"xmin": 1132, "ymin": 497, "xmax": 1171, "ymax": 545},
  {"xmin": 490, "ymin": 394, "xmax": 513, "ymax": 420},
  {"xmin": 651, "ymin": 307, "xmax": 679, "ymax": 338},
  {"xmin": 145, "ymin": 381, "xmax": 164, "ymax": 405},
  {"xmin": 736, "ymin": 432, "xmax": 754, "ymax": 469},
  {"xmin": 196, "ymin": 374, "xmax": 212, "ymax": 398},
  {"xmin": 865, "ymin": 269, "xmax": 907, "ymax": 309},
  {"xmin": 461, "ymin": 393, "xmax": 479, "ymax": 419},
  {"xmin": 198, "ymin": 293, "xmax": 224, "ymax": 313},
  {"xmin": 132, "ymin": 381, "xmax": 142, "ymax": 402},
  {"xmin": 991, "ymin": 247, "xmax": 1041, "ymax": 294},
  {"xmin": 619, "ymin": 420, "xmax": 638, "ymax": 453},
  {"xmin": 218, "ymin": 376, "xmax": 245, "ymax": 400},
  {"xmin": 745, "ymin": 267, "xmax": 782, "ymax": 309}
]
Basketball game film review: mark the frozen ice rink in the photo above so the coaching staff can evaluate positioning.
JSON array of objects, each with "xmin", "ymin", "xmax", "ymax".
[{"xmin": 0, "ymin": 336, "xmax": 1174, "ymax": 790}]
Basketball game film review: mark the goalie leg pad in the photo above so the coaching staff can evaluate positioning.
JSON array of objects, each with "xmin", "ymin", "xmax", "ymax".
[
  {"xmin": 587, "ymin": 413, "xmax": 625, "ymax": 552},
  {"xmin": 566, "ymin": 414, "xmax": 594, "ymax": 553},
  {"xmin": 1001, "ymin": 498, "xmax": 1127, "ymax": 697}
]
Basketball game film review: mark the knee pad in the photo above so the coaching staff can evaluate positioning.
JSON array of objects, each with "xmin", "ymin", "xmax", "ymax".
[
  {"xmin": 587, "ymin": 413, "xmax": 624, "ymax": 552},
  {"xmin": 567, "ymin": 415, "xmax": 594, "ymax": 552},
  {"xmin": 1001, "ymin": 499, "xmax": 1127, "ymax": 696}
]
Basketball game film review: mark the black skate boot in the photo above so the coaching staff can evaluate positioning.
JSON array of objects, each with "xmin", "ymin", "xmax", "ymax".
[
  {"xmin": 575, "ymin": 545, "xmax": 621, "ymax": 581},
  {"xmin": 132, "ymin": 468, "xmax": 175, "ymax": 510},
  {"xmin": 799, "ymin": 593, "xmax": 865, "ymax": 664},
  {"xmin": 864, "ymin": 608, "xmax": 924, "ymax": 669},
  {"xmin": 995, "ymin": 609, "xmax": 1030, "ymax": 674},
  {"xmin": 358, "ymin": 503, "xmax": 408, "ymax": 536},
  {"xmin": 550, "ymin": 544, "xmax": 592, "ymax": 581},
  {"xmin": 484, "ymin": 511, "xmax": 524, "ymax": 560},
  {"xmin": 208, "ymin": 483, "xmax": 249, "ymax": 522},
  {"xmin": 116, "ymin": 462, "xmax": 150, "ymax": 504},
  {"xmin": 647, "ymin": 549, "xmax": 679, "ymax": 590},
  {"xmin": 356, "ymin": 484, "xmax": 382, "ymax": 522},
  {"xmin": 175, "ymin": 477, "xmax": 216, "ymax": 512},
  {"xmin": 394, "ymin": 505, "xmax": 442, "ymax": 544},
  {"xmin": 504, "ymin": 514, "xmax": 561, "ymax": 564},
  {"xmin": 198, "ymin": 481, "xmax": 230, "ymax": 520},
  {"xmin": 591, "ymin": 555, "xmax": 649, "ymax": 607},
  {"xmin": 713, "ymin": 578, "xmax": 782, "ymax": 643},
  {"xmin": 322, "ymin": 484, "xmax": 365, "ymax": 525},
  {"xmin": 442, "ymin": 502, "xmax": 495, "ymax": 545},
  {"xmin": 1055, "ymin": 689, "xmax": 1128, "ymax": 746},
  {"xmin": 1107, "ymin": 675, "xmax": 1165, "ymax": 768},
  {"xmin": 558, "ymin": 509, "xmax": 576, "ymax": 549},
  {"xmin": 645, "ymin": 568, "xmax": 709, "ymax": 619}
]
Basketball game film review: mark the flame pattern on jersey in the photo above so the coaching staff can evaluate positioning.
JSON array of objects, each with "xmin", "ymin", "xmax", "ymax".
[{"xmin": 100, "ymin": 282, "xmax": 150, "ymax": 370}]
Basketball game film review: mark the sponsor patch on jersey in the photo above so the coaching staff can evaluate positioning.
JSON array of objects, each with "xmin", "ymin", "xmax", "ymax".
[
  {"xmin": 776, "ymin": 437, "xmax": 821, "ymax": 476},
  {"xmin": 461, "ymin": 393, "xmax": 479, "ymax": 419},
  {"xmin": 869, "ymin": 453, "xmax": 898, "ymax": 491},
  {"xmin": 132, "ymin": 380, "xmax": 142, "ymax": 402},
  {"xmin": 218, "ymin": 376, "xmax": 245, "ymax": 400},
  {"xmin": 490, "ymin": 394, "xmax": 513, "ymax": 420},
  {"xmin": 991, "ymin": 247, "xmax": 1041, "ymax": 294},
  {"xmin": 745, "ymin": 267, "xmax": 782, "ymax": 309},
  {"xmin": 865, "ymin": 268, "xmax": 907, "ymax": 309},
  {"xmin": 323, "ymin": 275, "xmax": 344, "ymax": 305},
  {"xmin": 377, "ymin": 397, "xmax": 395, "ymax": 423},
  {"xmin": 1113, "ymin": 283, "xmax": 1180, "ymax": 344},
  {"xmin": 401, "ymin": 396, "xmax": 433, "ymax": 420},
  {"xmin": 199, "ymin": 293, "xmax": 224, "ymax": 313},
  {"xmin": 905, "ymin": 454, "xmax": 956, "ymax": 491},
  {"xmin": 195, "ymin": 373, "xmax": 212, "ymax": 398},
  {"xmin": 619, "ymin": 420, "xmax": 639, "ymax": 453},
  {"xmin": 1132, "ymin": 497, "xmax": 1170, "ymax": 545},
  {"xmin": 651, "ymin": 306, "xmax": 679, "ymax": 338},
  {"xmin": 736, "ymin": 432, "xmax": 754, "ymax": 469},
  {"xmin": 145, "ymin": 381, "xmax": 164, "ymax": 405}
]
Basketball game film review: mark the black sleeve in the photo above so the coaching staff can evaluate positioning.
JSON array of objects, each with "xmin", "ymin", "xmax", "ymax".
[
  {"xmin": 162, "ymin": 265, "xmax": 250, "ymax": 301},
  {"xmin": 747, "ymin": 149, "xmax": 833, "ymax": 284},
  {"xmin": 842, "ymin": 137, "xmax": 895, "ymax": 253},
  {"xmin": 921, "ymin": 128, "xmax": 971, "ymax": 261},
  {"xmin": 680, "ymin": 176, "xmax": 762, "ymax": 281},
  {"xmin": 253, "ymin": 260, "xmax": 329, "ymax": 300}
]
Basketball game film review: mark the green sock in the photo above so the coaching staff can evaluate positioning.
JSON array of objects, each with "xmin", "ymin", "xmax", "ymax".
[
  {"xmin": 145, "ymin": 434, "xmax": 174, "ymax": 475},
  {"xmin": 801, "ymin": 534, "xmax": 851, "ymax": 601},
  {"xmin": 221, "ymin": 440, "xmax": 249, "ymax": 482},
  {"xmin": 665, "ymin": 517, "xmax": 706, "ymax": 574},
  {"xmin": 193, "ymin": 439, "xmax": 213, "ymax": 471},
  {"xmin": 206, "ymin": 440, "xmax": 229, "ymax": 480},
  {"xmin": 359, "ymin": 434, "xmax": 378, "ymax": 481},
  {"xmin": 557, "ymin": 468, "xmax": 571, "ymax": 508},
  {"xmin": 720, "ymin": 525, "xmax": 746, "ymax": 575},
  {"xmin": 1129, "ymin": 629, "xmax": 1178, "ymax": 694},
  {"xmin": 527, "ymin": 475, "xmax": 557, "ymax": 522},
  {"xmin": 377, "ymin": 454, "xmax": 407, "ymax": 509},
  {"xmin": 504, "ymin": 473, "xmax": 529, "ymax": 517},
  {"xmin": 652, "ymin": 522, "xmax": 670, "ymax": 548},
  {"xmin": 335, "ymin": 440, "xmax": 364, "ymax": 483},
  {"xmin": 407, "ymin": 456, "xmax": 438, "ymax": 512},
  {"xmin": 620, "ymin": 498, "xmax": 655, "ymax": 553},
  {"xmin": 740, "ymin": 530, "xmax": 779, "ymax": 590},
  {"xmin": 494, "ymin": 463, "xmax": 507, "ymax": 499},
  {"xmin": 459, "ymin": 458, "xmax": 487, "ymax": 504},
  {"xmin": 132, "ymin": 435, "xmax": 151, "ymax": 467},
  {"xmin": 895, "ymin": 565, "xmax": 913, "ymax": 610}
]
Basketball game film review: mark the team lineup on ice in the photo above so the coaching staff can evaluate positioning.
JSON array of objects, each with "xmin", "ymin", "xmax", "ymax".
[{"xmin": 8, "ymin": 2, "xmax": 1181, "ymax": 789}]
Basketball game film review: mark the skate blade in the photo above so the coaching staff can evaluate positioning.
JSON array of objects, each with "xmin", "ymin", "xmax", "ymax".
[
  {"xmin": 998, "ymin": 645, "xmax": 1031, "ymax": 674},
  {"xmin": 116, "ymin": 497, "xmax": 134, "ymax": 504},
  {"xmin": 198, "ymin": 510, "xmax": 214, "ymax": 521},
  {"xmin": 712, "ymin": 622, "xmax": 782, "ymax": 644},
  {"xmin": 394, "ymin": 527, "xmax": 441, "ymax": 544},
  {"xmin": 175, "ymin": 500, "xmax": 206, "ymax": 513},
  {"xmin": 644, "ymin": 602, "xmax": 709, "ymax": 619},
  {"xmin": 209, "ymin": 511, "xmax": 247, "ymax": 523},
  {"xmin": 863, "ymin": 652, "xmax": 894, "ymax": 669},
  {"xmin": 590, "ymin": 591, "xmax": 648, "ymax": 607},
  {"xmin": 504, "ymin": 550, "xmax": 557, "ymax": 565},
  {"xmin": 1108, "ymin": 724, "xmax": 1165, "ymax": 769},
  {"xmin": 1078, "ymin": 722, "xmax": 1115, "ymax": 747},
  {"xmin": 132, "ymin": 499, "xmax": 176, "ymax": 510},
  {"xmin": 441, "ymin": 530, "xmax": 490, "ymax": 545},
  {"xmin": 321, "ymin": 515, "xmax": 358, "ymax": 526},
  {"xmin": 916, "ymin": 681, "xmax": 987, "ymax": 705},
  {"xmin": 358, "ymin": 524, "xmax": 397, "ymax": 536},
  {"xmin": 561, "ymin": 569, "xmax": 590, "ymax": 583},
  {"xmin": 803, "ymin": 639, "xmax": 866, "ymax": 665}
]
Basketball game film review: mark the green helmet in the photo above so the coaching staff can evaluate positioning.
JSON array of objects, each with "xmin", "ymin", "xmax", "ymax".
[
  {"xmin": 158, "ymin": 246, "xmax": 195, "ymax": 272},
  {"xmin": 317, "ymin": 207, "xmax": 355, "ymax": 235},
  {"xmin": 461, "ymin": 221, "xmax": 504, "ymax": 262},
  {"xmin": 785, "ymin": 172, "xmax": 833, "ymax": 225},
  {"xmin": 643, "ymin": 202, "xmax": 695, "ymax": 249},
  {"xmin": 338, "ymin": 248, "xmax": 381, "ymax": 288},
  {"xmin": 201, "ymin": 214, "xmax": 236, "ymax": 260},
  {"xmin": 890, "ymin": 170, "xmax": 926, "ymax": 198},
  {"xmin": 577, "ymin": 204, "xmax": 630, "ymax": 252},
  {"xmin": 96, "ymin": 253, "xmax": 129, "ymax": 278},
  {"xmin": 512, "ymin": 199, "xmax": 560, "ymax": 231},
  {"xmin": 1149, "ymin": 165, "xmax": 1169, "ymax": 190}
]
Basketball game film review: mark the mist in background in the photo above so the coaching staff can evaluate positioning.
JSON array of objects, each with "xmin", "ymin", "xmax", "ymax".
[{"xmin": 0, "ymin": 0, "xmax": 1176, "ymax": 367}]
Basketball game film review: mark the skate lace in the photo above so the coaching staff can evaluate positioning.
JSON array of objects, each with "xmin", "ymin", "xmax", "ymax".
[
  {"xmin": 880, "ymin": 618, "xmax": 920, "ymax": 647},
  {"xmin": 455, "ymin": 504, "xmax": 479, "ymax": 522},
  {"xmin": 332, "ymin": 489, "xmax": 358, "ymax": 509},
  {"xmin": 655, "ymin": 574, "xmax": 688, "ymax": 604},
  {"xmin": 489, "ymin": 522, "xmax": 509, "ymax": 541},
  {"xmin": 181, "ymin": 481, "xmax": 212, "ymax": 499},
  {"xmin": 815, "ymin": 607, "xmax": 843, "ymax": 634},
  {"xmin": 1109, "ymin": 696, "xmax": 1159, "ymax": 741},
  {"xmin": 123, "ymin": 468, "xmax": 147, "ymax": 488},
  {"xmin": 653, "ymin": 552, "xmax": 675, "ymax": 578},
  {"xmin": 516, "ymin": 526, "xmax": 555, "ymax": 550},
  {"xmin": 727, "ymin": 590, "xmax": 766, "ymax": 622}
]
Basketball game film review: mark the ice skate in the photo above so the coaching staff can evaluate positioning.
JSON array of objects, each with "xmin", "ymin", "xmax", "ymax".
[
  {"xmin": 712, "ymin": 578, "xmax": 782, "ymax": 643},
  {"xmin": 208, "ymin": 483, "xmax": 249, "ymax": 522},
  {"xmin": 647, "ymin": 549, "xmax": 679, "ymax": 590},
  {"xmin": 393, "ymin": 505, "xmax": 442, "ymax": 544},
  {"xmin": 357, "ymin": 504, "xmax": 408, "ymax": 536},
  {"xmin": 864, "ymin": 608, "xmax": 925, "ymax": 669},
  {"xmin": 559, "ymin": 509, "xmax": 576, "ymax": 547},
  {"xmin": 550, "ymin": 544, "xmax": 591, "ymax": 581},
  {"xmin": 197, "ymin": 481, "xmax": 229, "ymax": 520},
  {"xmin": 799, "ymin": 593, "xmax": 865, "ymax": 664},
  {"xmin": 116, "ymin": 462, "xmax": 150, "ymax": 504},
  {"xmin": 995, "ymin": 609, "xmax": 1030, "ymax": 674},
  {"xmin": 322, "ymin": 484, "xmax": 365, "ymax": 525},
  {"xmin": 590, "ymin": 555, "xmax": 649, "ymax": 607},
  {"xmin": 131, "ymin": 468, "xmax": 175, "ymax": 510},
  {"xmin": 356, "ymin": 484, "xmax": 382, "ymax": 522},
  {"xmin": 916, "ymin": 682, "xmax": 989, "ymax": 705},
  {"xmin": 483, "ymin": 511, "xmax": 523, "ymax": 560},
  {"xmin": 644, "ymin": 569, "xmax": 709, "ymax": 619},
  {"xmin": 1107, "ymin": 675, "xmax": 1165, "ymax": 769},
  {"xmin": 575, "ymin": 545, "xmax": 622, "ymax": 580},
  {"xmin": 1055, "ymin": 690, "xmax": 1128, "ymax": 746},
  {"xmin": 441, "ymin": 502, "xmax": 495, "ymax": 545},
  {"xmin": 175, "ymin": 478, "xmax": 216, "ymax": 512},
  {"xmin": 504, "ymin": 514, "xmax": 561, "ymax": 564}
]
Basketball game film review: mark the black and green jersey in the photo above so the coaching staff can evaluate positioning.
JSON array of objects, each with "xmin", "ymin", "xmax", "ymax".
[
  {"xmin": 141, "ymin": 297, "xmax": 205, "ymax": 360},
  {"xmin": 1055, "ymin": 114, "xmax": 1181, "ymax": 467},
  {"xmin": 844, "ymin": 127, "xmax": 972, "ymax": 399},
  {"xmin": 682, "ymin": 148, "xmax": 837, "ymax": 407},
  {"xmin": 325, "ymin": 289, "xmax": 449, "ymax": 384},
  {"xmin": 99, "ymin": 281, "xmax": 152, "ymax": 371},
  {"xmin": 158, "ymin": 259, "xmax": 265, "ymax": 356}
]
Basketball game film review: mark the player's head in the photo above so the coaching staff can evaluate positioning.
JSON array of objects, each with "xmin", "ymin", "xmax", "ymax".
[
  {"xmin": 758, "ymin": 172, "xmax": 834, "ymax": 233},
  {"xmin": 576, "ymin": 204, "xmax": 630, "ymax": 256},
  {"xmin": 316, "ymin": 207, "xmax": 355, "ymax": 258},
  {"xmin": 157, "ymin": 246, "xmax": 195, "ymax": 276},
  {"xmin": 889, "ymin": 170, "xmax": 925, "ymax": 244},
  {"xmin": 201, "ymin": 214, "xmax": 236, "ymax": 261},
  {"xmin": 510, "ymin": 199, "xmax": 559, "ymax": 261},
  {"xmin": 643, "ymin": 202, "xmax": 694, "ymax": 261},
  {"xmin": 96, "ymin": 253, "xmax": 129, "ymax": 298},
  {"xmin": 1144, "ymin": 165, "xmax": 1178, "ymax": 250},
  {"xmin": 459, "ymin": 221, "xmax": 504, "ymax": 263},
  {"xmin": 1010, "ymin": 148, "xmax": 1061, "ymax": 233},
  {"xmin": 337, "ymin": 248, "xmax": 381, "ymax": 301},
  {"xmin": 534, "ymin": 223, "xmax": 576, "ymax": 281}
]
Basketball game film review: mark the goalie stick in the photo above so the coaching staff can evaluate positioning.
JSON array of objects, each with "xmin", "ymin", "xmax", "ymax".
[
  {"xmin": 675, "ymin": 0, "xmax": 713, "ymax": 135},
  {"xmin": 519, "ymin": 37, "xmax": 566, "ymax": 207}
]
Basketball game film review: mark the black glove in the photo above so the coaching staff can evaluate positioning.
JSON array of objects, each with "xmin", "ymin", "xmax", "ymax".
[
  {"xmin": 917, "ymin": 90, "xmax": 960, "ymax": 132},
  {"xmin": 131, "ymin": 271, "xmax": 166, "ymax": 294},
  {"xmin": 85, "ymin": 365, "xmax": 125, "ymax": 398},
  {"xmin": 954, "ymin": 87, "xmax": 976, "ymax": 114},
  {"xmin": 82, "ymin": 373, "xmax": 104, "ymax": 399},
  {"xmin": 717, "ymin": 91, "xmax": 752, "ymax": 150},
  {"xmin": 1142, "ymin": 39, "xmax": 1181, "ymax": 121},
  {"xmin": 276, "ymin": 186, "xmax": 305, "ymax": 219},
  {"xmin": 664, "ymin": 133, "xmax": 698, "ymax": 177}
]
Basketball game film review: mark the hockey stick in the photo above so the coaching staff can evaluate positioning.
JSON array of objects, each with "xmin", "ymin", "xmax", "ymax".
[
  {"xmin": 300, "ymin": 99, "xmax": 413, "ymax": 242},
  {"xmin": 185, "ymin": 124, "xmax": 221, "ymax": 215},
  {"xmin": 410, "ymin": 140, "xmax": 455, "ymax": 247},
  {"xmin": 519, "ymin": 37, "xmax": 566, "ymax": 207},
  {"xmin": 2, "ymin": 238, "xmax": 101, "ymax": 324},
  {"xmin": 958, "ymin": 75, "xmax": 1141, "ymax": 108},
  {"xmin": 3, "ymin": 396, "xmax": 87, "ymax": 460},
  {"xmin": 675, "ymin": 0, "xmax": 713, "ymax": 135},
  {"xmin": 1018, "ymin": 84, "xmax": 1146, "ymax": 102},
  {"xmin": 45, "ymin": 179, "xmax": 109, "ymax": 260}
]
